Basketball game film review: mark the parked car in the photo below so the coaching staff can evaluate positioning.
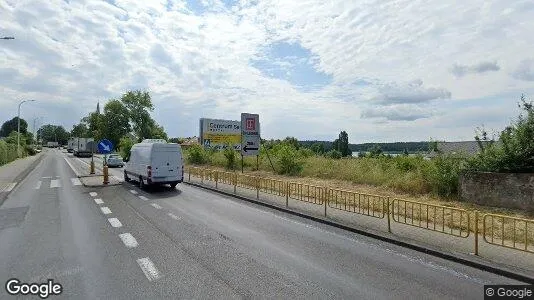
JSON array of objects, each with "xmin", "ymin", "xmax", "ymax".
[
  {"xmin": 124, "ymin": 141, "xmax": 183, "ymax": 189},
  {"xmin": 106, "ymin": 154, "xmax": 124, "ymax": 167}
]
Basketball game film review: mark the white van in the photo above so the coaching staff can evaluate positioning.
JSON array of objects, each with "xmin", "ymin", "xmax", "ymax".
[{"xmin": 124, "ymin": 140, "xmax": 184, "ymax": 189}]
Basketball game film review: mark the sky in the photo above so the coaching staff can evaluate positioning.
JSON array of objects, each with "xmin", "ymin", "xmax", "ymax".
[{"xmin": 1, "ymin": 0, "xmax": 533, "ymax": 143}]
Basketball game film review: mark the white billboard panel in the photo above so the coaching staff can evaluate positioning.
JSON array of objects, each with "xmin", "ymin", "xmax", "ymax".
[{"xmin": 199, "ymin": 118, "xmax": 241, "ymax": 151}]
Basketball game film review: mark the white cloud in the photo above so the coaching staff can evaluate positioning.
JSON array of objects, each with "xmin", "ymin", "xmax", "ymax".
[
  {"xmin": 450, "ymin": 61, "xmax": 500, "ymax": 77},
  {"xmin": 0, "ymin": 0, "xmax": 533, "ymax": 143}
]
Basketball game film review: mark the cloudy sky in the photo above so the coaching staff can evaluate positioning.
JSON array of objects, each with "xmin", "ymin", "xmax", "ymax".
[{"xmin": 1, "ymin": 0, "xmax": 533, "ymax": 143}]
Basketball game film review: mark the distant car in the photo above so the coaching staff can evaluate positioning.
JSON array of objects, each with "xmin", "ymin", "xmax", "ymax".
[{"xmin": 106, "ymin": 154, "xmax": 124, "ymax": 168}]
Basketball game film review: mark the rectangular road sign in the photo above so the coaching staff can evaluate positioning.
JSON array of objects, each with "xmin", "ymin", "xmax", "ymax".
[{"xmin": 241, "ymin": 113, "xmax": 260, "ymax": 156}]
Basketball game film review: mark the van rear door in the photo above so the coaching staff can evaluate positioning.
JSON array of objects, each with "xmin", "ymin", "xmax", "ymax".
[{"xmin": 151, "ymin": 146, "xmax": 181, "ymax": 179}]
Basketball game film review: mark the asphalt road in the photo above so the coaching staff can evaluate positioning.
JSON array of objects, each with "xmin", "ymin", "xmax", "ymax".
[{"xmin": 0, "ymin": 149, "xmax": 522, "ymax": 299}]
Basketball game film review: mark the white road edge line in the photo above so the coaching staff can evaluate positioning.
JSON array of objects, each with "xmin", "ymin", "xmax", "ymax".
[
  {"xmin": 63, "ymin": 157, "xmax": 78, "ymax": 175},
  {"xmin": 118, "ymin": 233, "xmax": 138, "ymax": 248},
  {"xmin": 139, "ymin": 195, "xmax": 149, "ymax": 201},
  {"xmin": 5, "ymin": 182, "xmax": 17, "ymax": 192},
  {"xmin": 150, "ymin": 203, "xmax": 162, "ymax": 209},
  {"xmin": 130, "ymin": 190, "xmax": 138, "ymax": 195},
  {"xmin": 136, "ymin": 257, "xmax": 161, "ymax": 282},
  {"xmin": 108, "ymin": 218, "xmax": 122, "ymax": 228},
  {"xmin": 35, "ymin": 181, "xmax": 42, "ymax": 190},
  {"xmin": 71, "ymin": 178, "xmax": 82, "ymax": 186},
  {"xmin": 94, "ymin": 198, "xmax": 104, "ymax": 205},
  {"xmin": 168, "ymin": 213, "xmax": 180, "ymax": 220},
  {"xmin": 100, "ymin": 207, "xmax": 112, "ymax": 215},
  {"xmin": 89, "ymin": 192, "xmax": 98, "ymax": 197}
]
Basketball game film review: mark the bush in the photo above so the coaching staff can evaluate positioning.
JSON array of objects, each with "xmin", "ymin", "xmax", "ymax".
[
  {"xmin": 0, "ymin": 140, "xmax": 18, "ymax": 166},
  {"xmin": 298, "ymin": 148, "xmax": 315, "ymax": 158},
  {"xmin": 274, "ymin": 144, "xmax": 304, "ymax": 175},
  {"xmin": 325, "ymin": 149, "xmax": 342, "ymax": 159},
  {"xmin": 25, "ymin": 145, "xmax": 37, "ymax": 156},
  {"xmin": 187, "ymin": 144, "xmax": 210, "ymax": 165},
  {"xmin": 468, "ymin": 95, "xmax": 534, "ymax": 173},
  {"xmin": 425, "ymin": 155, "xmax": 464, "ymax": 197},
  {"xmin": 223, "ymin": 147, "xmax": 237, "ymax": 170}
]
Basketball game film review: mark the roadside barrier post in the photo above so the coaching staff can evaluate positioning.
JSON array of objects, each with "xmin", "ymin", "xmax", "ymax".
[
  {"xmin": 201, "ymin": 169, "xmax": 204, "ymax": 184},
  {"xmin": 103, "ymin": 165, "xmax": 109, "ymax": 184},
  {"xmin": 188, "ymin": 169, "xmax": 191, "ymax": 182},
  {"xmin": 474, "ymin": 211, "xmax": 479, "ymax": 256},
  {"xmin": 285, "ymin": 182, "xmax": 289, "ymax": 207},
  {"xmin": 256, "ymin": 177, "xmax": 260, "ymax": 199},
  {"xmin": 387, "ymin": 197, "xmax": 391, "ymax": 233},
  {"xmin": 215, "ymin": 171, "xmax": 218, "ymax": 189},
  {"xmin": 324, "ymin": 187, "xmax": 328, "ymax": 217},
  {"xmin": 233, "ymin": 173, "xmax": 237, "ymax": 194},
  {"xmin": 90, "ymin": 160, "xmax": 95, "ymax": 175}
]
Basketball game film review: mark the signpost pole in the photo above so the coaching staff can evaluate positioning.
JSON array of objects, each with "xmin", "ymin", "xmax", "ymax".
[
  {"xmin": 241, "ymin": 154, "xmax": 244, "ymax": 173},
  {"xmin": 90, "ymin": 141, "xmax": 95, "ymax": 175},
  {"xmin": 256, "ymin": 155, "xmax": 259, "ymax": 171}
]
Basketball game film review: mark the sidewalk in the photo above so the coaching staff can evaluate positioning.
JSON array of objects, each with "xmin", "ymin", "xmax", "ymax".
[
  {"xmin": 185, "ymin": 173, "xmax": 534, "ymax": 281},
  {"xmin": 0, "ymin": 152, "xmax": 44, "ymax": 206}
]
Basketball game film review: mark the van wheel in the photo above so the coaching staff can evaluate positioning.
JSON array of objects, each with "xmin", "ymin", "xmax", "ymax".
[
  {"xmin": 170, "ymin": 182, "xmax": 178, "ymax": 189},
  {"xmin": 139, "ymin": 177, "xmax": 144, "ymax": 189},
  {"xmin": 124, "ymin": 171, "xmax": 130, "ymax": 182}
]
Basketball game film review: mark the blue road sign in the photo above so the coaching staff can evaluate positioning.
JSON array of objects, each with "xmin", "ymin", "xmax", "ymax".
[{"xmin": 98, "ymin": 139, "xmax": 113, "ymax": 154}]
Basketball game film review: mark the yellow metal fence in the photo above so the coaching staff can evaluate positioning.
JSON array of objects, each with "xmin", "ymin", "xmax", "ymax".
[
  {"xmin": 185, "ymin": 166, "xmax": 534, "ymax": 255},
  {"xmin": 483, "ymin": 213, "xmax": 534, "ymax": 253}
]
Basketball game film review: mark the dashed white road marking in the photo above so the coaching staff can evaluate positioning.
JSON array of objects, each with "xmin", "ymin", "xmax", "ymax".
[
  {"xmin": 89, "ymin": 192, "xmax": 98, "ymax": 197},
  {"xmin": 50, "ymin": 179, "xmax": 61, "ymax": 188},
  {"xmin": 94, "ymin": 198, "xmax": 104, "ymax": 205},
  {"xmin": 139, "ymin": 195, "xmax": 149, "ymax": 201},
  {"xmin": 108, "ymin": 218, "xmax": 122, "ymax": 228},
  {"xmin": 34, "ymin": 181, "xmax": 42, "ymax": 190},
  {"xmin": 41, "ymin": 176, "xmax": 52, "ymax": 179},
  {"xmin": 71, "ymin": 178, "xmax": 82, "ymax": 186},
  {"xmin": 100, "ymin": 207, "xmax": 112, "ymax": 215},
  {"xmin": 150, "ymin": 203, "xmax": 162, "ymax": 209},
  {"xmin": 129, "ymin": 190, "xmax": 138, "ymax": 195},
  {"xmin": 168, "ymin": 213, "xmax": 180, "ymax": 220},
  {"xmin": 136, "ymin": 258, "xmax": 161, "ymax": 282},
  {"xmin": 119, "ymin": 233, "xmax": 138, "ymax": 248},
  {"xmin": 5, "ymin": 182, "xmax": 17, "ymax": 192}
]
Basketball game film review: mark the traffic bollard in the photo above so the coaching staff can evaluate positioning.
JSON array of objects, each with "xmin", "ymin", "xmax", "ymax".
[{"xmin": 103, "ymin": 166, "xmax": 109, "ymax": 184}]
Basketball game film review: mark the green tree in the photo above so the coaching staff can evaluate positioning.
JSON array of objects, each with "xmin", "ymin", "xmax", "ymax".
[
  {"xmin": 120, "ymin": 90, "xmax": 155, "ymax": 141},
  {"xmin": 82, "ymin": 112, "xmax": 104, "ymax": 140},
  {"xmin": 99, "ymin": 100, "xmax": 131, "ymax": 147},
  {"xmin": 37, "ymin": 125, "xmax": 69, "ymax": 144},
  {"xmin": 310, "ymin": 142, "xmax": 325, "ymax": 154},
  {"xmin": 0, "ymin": 117, "xmax": 28, "ymax": 137},
  {"xmin": 70, "ymin": 123, "xmax": 89, "ymax": 138},
  {"xmin": 150, "ymin": 123, "xmax": 168, "ymax": 140},
  {"xmin": 337, "ymin": 131, "xmax": 350, "ymax": 156},
  {"xmin": 169, "ymin": 137, "xmax": 185, "ymax": 144},
  {"xmin": 118, "ymin": 136, "xmax": 135, "ymax": 161}
]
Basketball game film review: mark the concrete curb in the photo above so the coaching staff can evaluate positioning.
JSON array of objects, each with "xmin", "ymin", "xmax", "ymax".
[
  {"xmin": 185, "ymin": 181, "xmax": 534, "ymax": 284},
  {"xmin": 0, "ymin": 153, "xmax": 45, "ymax": 207}
]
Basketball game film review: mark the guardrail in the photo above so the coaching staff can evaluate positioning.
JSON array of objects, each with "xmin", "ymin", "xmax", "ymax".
[
  {"xmin": 328, "ymin": 188, "xmax": 386, "ymax": 219},
  {"xmin": 287, "ymin": 182, "xmax": 325, "ymax": 205},
  {"xmin": 391, "ymin": 199, "xmax": 470, "ymax": 238},
  {"xmin": 483, "ymin": 213, "xmax": 534, "ymax": 253},
  {"xmin": 184, "ymin": 166, "xmax": 534, "ymax": 256}
]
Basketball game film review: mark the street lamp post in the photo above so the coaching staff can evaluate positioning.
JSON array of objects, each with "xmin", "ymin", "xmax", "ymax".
[{"xmin": 18, "ymin": 100, "xmax": 36, "ymax": 157}]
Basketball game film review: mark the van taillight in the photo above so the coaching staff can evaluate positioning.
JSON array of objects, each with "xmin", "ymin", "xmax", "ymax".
[{"xmin": 147, "ymin": 166, "xmax": 152, "ymax": 178}]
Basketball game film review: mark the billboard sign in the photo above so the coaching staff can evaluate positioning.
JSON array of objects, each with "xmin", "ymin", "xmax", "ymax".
[
  {"xmin": 241, "ymin": 113, "xmax": 260, "ymax": 156},
  {"xmin": 199, "ymin": 118, "xmax": 241, "ymax": 151}
]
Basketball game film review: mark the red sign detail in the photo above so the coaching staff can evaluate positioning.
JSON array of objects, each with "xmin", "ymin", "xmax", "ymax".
[{"xmin": 245, "ymin": 118, "xmax": 255, "ymax": 131}]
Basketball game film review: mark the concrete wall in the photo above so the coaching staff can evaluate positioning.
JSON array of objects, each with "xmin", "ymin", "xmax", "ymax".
[{"xmin": 459, "ymin": 172, "xmax": 534, "ymax": 212}]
